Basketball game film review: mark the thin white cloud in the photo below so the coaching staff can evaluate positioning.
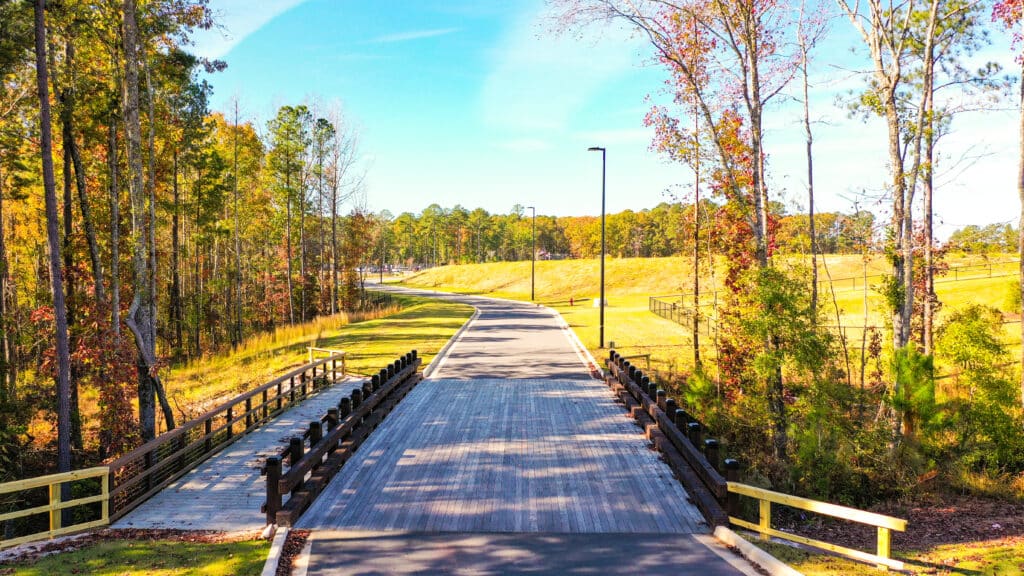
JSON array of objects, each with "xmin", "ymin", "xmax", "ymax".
[
  {"xmin": 191, "ymin": 0, "xmax": 308, "ymax": 59},
  {"xmin": 480, "ymin": 3, "xmax": 644, "ymax": 132},
  {"xmin": 494, "ymin": 138, "xmax": 552, "ymax": 152},
  {"xmin": 369, "ymin": 28, "xmax": 460, "ymax": 44}
]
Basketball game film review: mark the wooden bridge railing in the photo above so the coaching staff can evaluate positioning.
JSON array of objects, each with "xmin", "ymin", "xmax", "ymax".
[
  {"xmin": 728, "ymin": 482, "xmax": 907, "ymax": 571},
  {"xmin": 606, "ymin": 349, "xmax": 908, "ymax": 571},
  {"xmin": 605, "ymin": 350, "xmax": 728, "ymax": 525},
  {"xmin": 0, "ymin": 467, "xmax": 109, "ymax": 549},
  {"xmin": 264, "ymin": 351, "xmax": 422, "ymax": 527},
  {"xmin": 107, "ymin": 353, "xmax": 347, "ymax": 522},
  {"xmin": 0, "ymin": 353, "xmax": 347, "ymax": 549}
]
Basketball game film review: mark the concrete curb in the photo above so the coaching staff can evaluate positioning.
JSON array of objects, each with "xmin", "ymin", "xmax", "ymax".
[
  {"xmin": 260, "ymin": 526, "xmax": 288, "ymax": 576},
  {"xmin": 423, "ymin": 305, "xmax": 480, "ymax": 379},
  {"xmin": 714, "ymin": 526, "xmax": 804, "ymax": 576}
]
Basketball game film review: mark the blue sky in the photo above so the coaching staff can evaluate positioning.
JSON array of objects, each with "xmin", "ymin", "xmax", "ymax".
[{"xmin": 191, "ymin": 0, "xmax": 1020, "ymax": 239}]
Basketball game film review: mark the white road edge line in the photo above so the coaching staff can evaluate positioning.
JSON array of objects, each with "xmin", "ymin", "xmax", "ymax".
[{"xmin": 539, "ymin": 303, "xmax": 602, "ymax": 380}]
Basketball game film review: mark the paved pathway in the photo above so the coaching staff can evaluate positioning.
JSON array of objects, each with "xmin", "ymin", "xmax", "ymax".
[
  {"xmin": 296, "ymin": 287, "xmax": 755, "ymax": 575},
  {"xmin": 112, "ymin": 377, "xmax": 365, "ymax": 532}
]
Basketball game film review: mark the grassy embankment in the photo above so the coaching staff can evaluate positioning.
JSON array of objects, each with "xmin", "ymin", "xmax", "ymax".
[
  {"xmin": 394, "ymin": 254, "xmax": 1020, "ymax": 381},
  {"xmin": 157, "ymin": 293, "xmax": 473, "ymax": 425}
]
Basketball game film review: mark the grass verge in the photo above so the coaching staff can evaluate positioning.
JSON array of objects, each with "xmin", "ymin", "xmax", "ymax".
[
  {"xmin": 747, "ymin": 535, "xmax": 1024, "ymax": 575},
  {"xmin": 158, "ymin": 293, "xmax": 472, "ymax": 426},
  {"xmin": 2, "ymin": 538, "xmax": 269, "ymax": 576}
]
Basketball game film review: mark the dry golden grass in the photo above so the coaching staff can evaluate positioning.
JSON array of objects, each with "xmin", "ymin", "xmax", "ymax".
[{"xmin": 395, "ymin": 254, "xmax": 1021, "ymax": 382}]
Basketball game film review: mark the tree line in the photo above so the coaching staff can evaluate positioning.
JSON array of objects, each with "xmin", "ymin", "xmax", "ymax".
[
  {"xmin": 0, "ymin": 0, "xmax": 377, "ymax": 481},
  {"xmin": 380, "ymin": 202, "xmax": 876, "ymax": 266}
]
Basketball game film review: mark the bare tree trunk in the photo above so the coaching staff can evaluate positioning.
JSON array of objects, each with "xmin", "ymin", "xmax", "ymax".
[
  {"xmin": 61, "ymin": 112, "xmax": 82, "ymax": 454},
  {"xmin": 299, "ymin": 171, "xmax": 306, "ymax": 322},
  {"xmin": 0, "ymin": 181, "xmax": 14, "ymax": 401},
  {"xmin": 285, "ymin": 165, "xmax": 294, "ymax": 325},
  {"xmin": 799, "ymin": 14, "xmax": 817, "ymax": 315},
  {"xmin": 170, "ymin": 149, "xmax": 182, "ymax": 354},
  {"xmin": 34, "ymin": 0, "xmax": 73, "ymax": 474},
  {"xmin": 108, "ymin": 101, "xmax": 120, "ymax": 336},
  {"xmin": 122, "ymin": 0, "xmax": 173, "ymax": 441},
  {"xmin": 232, "ymin": 103, "xmax": 242, "ymax": 346}
]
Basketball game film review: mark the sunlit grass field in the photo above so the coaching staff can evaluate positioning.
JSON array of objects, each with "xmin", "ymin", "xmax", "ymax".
[{"xmin": 393, "ymin": 254, "xmax": 1021, "ymax": 382}]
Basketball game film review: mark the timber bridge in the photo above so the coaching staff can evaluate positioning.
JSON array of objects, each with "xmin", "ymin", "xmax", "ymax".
[{"xmin": 1, "ymin": 287, "xmax": 906, "ymax": 575}]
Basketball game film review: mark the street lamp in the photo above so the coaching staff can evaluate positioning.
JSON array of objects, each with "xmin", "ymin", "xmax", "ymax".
[
  {"xmin": 588, "ymin": 146, "xmax": 606, "ymax": 348},
  {"xmin": 527, "ymin": 206, "xmax": 536, "ymax": 301}
]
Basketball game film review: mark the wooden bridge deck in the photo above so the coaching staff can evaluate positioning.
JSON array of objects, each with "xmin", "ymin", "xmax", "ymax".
[{"xmin": 297, "ymin": 377, "xmax": 706, "ymax": 534}]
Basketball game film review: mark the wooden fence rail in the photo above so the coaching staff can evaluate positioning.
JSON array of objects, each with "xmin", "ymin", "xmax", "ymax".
[
  {"xmin": 606, "ymin": 349, "xmax": 910, "ymax": 571},
  {"xmin": 264, "ymin": 351, "xmax": 422, "ymax": 526},
  {"xmin": 0, "ymin": 353, "xmax": 347, "ymax": 549},
  {"xmin": 727, "ymin": 482, "xmax": 907, "ymax": 571},
  {"xmin": 0, "ymin": 467, "xmax": 109, "ymax": 549}
]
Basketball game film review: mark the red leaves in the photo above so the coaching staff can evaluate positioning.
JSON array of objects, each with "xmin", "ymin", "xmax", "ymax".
[{"xmin": 993, "ymin": 0, "xmax": 1024, "ymax": 61}]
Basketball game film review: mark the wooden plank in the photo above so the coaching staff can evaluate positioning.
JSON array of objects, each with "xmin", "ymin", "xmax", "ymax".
[
  {"xmin": 0, "ymin": 466, "xmax": 108, "ymax": 494},
  {"xmin": 729, "ymin": 517, "xmax": 906, "ymax": 570},
  {"xmin": 728, "ymin": 482, "xmax": 907, "ymax": 531}
]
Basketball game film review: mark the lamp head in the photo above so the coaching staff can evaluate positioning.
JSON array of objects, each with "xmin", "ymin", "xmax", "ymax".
[{"xmin": 587, "ymin": 146, "xmax": 605, "ymax": 152}]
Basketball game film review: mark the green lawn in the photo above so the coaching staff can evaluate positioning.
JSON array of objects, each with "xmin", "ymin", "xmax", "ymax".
[
  {"xmin": 4, "ymin": 539, "xmax": 270, "ymax": 576},
  {"xmin": 749, "ymin": 536, "xmax": 1024, "ymax": 575}
]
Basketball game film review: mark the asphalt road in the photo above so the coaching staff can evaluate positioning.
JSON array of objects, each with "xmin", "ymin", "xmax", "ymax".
[{"xmin": 297, "ymin": 285, "xmax": 755, "ymax": 576}]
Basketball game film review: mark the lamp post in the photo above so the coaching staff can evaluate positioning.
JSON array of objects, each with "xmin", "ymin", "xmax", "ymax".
[
  {"xmin": 588, "ymin": 146, "xmax": 606, "ymax": 348},
  {"xmin": 527, "ymin": 206, "xmax": 536, "ymax": 300}
]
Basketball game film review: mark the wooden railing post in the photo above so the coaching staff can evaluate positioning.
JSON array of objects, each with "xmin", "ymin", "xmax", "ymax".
[
  {"xmin": 49, "ymin": 482, "xmax": 61, "ymax": 532},
  {"xmin": 262, "ymin": 390, "xmax": 269, "ymax": 421},
  {"xmin": 877, "ymin": 527, "xmax": 891, "ymax": 571},
  {"xmin": 687, "ymin": 422, "xmax": 702, "ymax": 447},
  {"xmin": 226, "ymin": 407, "xmax": 234, "ymax": 440},
  {"xmin": 309, "ymin": 421, "xmax": 322, "ymax": 449},
  {"xmin": 289, "ymin": 376, "xmax": 296, "ymax": 403},
  {"xmin": 265, "ymin": 456, "xmax": 281, "ymax": 525},
  {"xmin": 724, "ymin": 459, "xmax": 740, "ymax": 516},
  {"xmin": 759, "ymin": 498, "xmax": 771, "ymax": 542},
  {"xmin": 664, "ymin": 399, "xmax": 678, "ymax": 423},
  {"xmin": 288, "ymin": 437, "xmax": 303, "ymax": 498},
  {"xmin": 245, "ymin": 398, "xmax": 253, "ymax": 429},
  {"xmin": 704, "ymin": 439, "xmax": 720, "ymax": 473},
  {"xmin": 204, "ymin": 418, "xmax": 212, "ymax": 452}
]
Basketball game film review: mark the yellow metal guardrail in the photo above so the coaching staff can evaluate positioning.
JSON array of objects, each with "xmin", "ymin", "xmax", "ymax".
[
  {"xmin": 728, "ymin": 482, "xmax": 907, "ymax": 571},
  {"xmin": 0, "ymin": 466, "xmax": 109, "ymax": 549}
]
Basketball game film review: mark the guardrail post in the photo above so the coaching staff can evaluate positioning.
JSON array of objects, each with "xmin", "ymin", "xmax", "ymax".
[
  {"xmin": 289, "ymin": 376, "xmax": 296, "ymax": 403},
  {"xmin": 144, "ymin": 451, "xmax": 154, "ymax": 492},
  {"xmin": 245, "ymin": 397, "xmax": 253, "ymax": 429},
  {"xmin": 362, "ymin": 381, "xmax": 373, "ymax": 401},
  {"xmin": 309, "ymin": 421, "xmax": 322, "ymax": 449},
  {"xmin": 300, "ymin": 372, "xmax": 308, "ymax": 397},
  {"xmin": 288, "ymin": 436, "xmax": 304, "ymax": 500},
  {"xmin": 724, "ymin": 459, "xmax": 740, "ymax": 516},
  {"xmin": 265, "ymin": 456, "xmax": 281, "ymax": 525},
  {"xmin": 339, "ymin": 397, "xmax": 351, "ymax": 419},
  {"xmin": 204, "ymin": 418, "xmax": 213, "ymax": 452},
  {"xmin": 665, "ymin": 399, "xmax": 678, "ymax": 423},
  {"xmin": 226, "ymin": 407, "xmax": 234, "ymax": 440},
  {"xmin": 351, "ymin": 388, "xmax": 362, "ymax": 409},
  {"xmin": 262, "ymin": 390, "xmax": 269, "ymax": 421},
  {"xmin": 371, "ymin": 374, "xmax": 380, "ymax": 392},
  {"xmin": 674, "ymin": 409, "xmax": 688, "ymax": 429},
  {"xmin": 327, "ymin": 408, "xmax": 339, "ymax": 431},
  {"xmin": 687, "ymin": 422, "xmax": 702, "ymax": 447},
  {"xmin": 877, "ymin": 527, "xmax": 891, "ymax": 571},
  {"xmin": 704, "ymin": 439, "xmax": 720, "ymax": 473},
  {"xmin": 49, "ymin": 482, "xmax": 62, "ymax": 532},
  {"xmin": 759, "ymin": 498, "xmax": 771, "ymax": 541},
  {"xmin": 277, "ymin": 382, "xmax": 283, "ymax": 411},
  {"xmin": 656, "ymin": 389, "xmax": 667, "ymax": 411}
]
